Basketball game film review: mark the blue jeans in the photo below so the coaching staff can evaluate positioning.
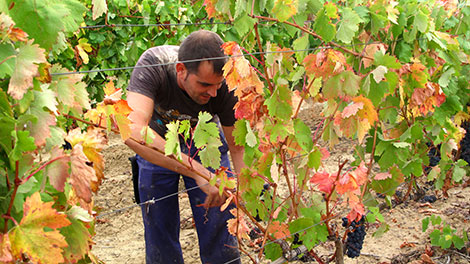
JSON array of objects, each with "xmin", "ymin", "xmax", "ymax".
[{"xmin": 136, "ymin": 137, "xmax": 241, "ymax": 264}]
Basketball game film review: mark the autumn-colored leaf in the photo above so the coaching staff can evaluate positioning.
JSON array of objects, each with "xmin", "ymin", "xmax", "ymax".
[
  {"xmin": 227, "ymin": 208, "xmax": 251, "ymax": 240},
  {"xmin": 267, "ymin": 221, "xmax": 290, "ymax": 240},
  {"xmin": 45, "ymin": 146, "xmax": 70, "ymax": 192},
  {"xmin": 203, "ymin": 0, "xmax": 218, "ymax": 19},
  {"xmin": 410, "ymin": 82, "xmax": 446, "ymax": 116},
  {"xmin": 336, "ymin": 162, "xmax": 368, "ymax": 194},
  {"xmin": 115, "ymin": 114, "xmax": 132, "ymax": 141},
  {"xmin": 309, "ymin": 171, "xmax": 336, "ymax": 194},
  {"xmin": 113, "ymin": 100, "xmax": 133, "ymax": 116},
  {"xmin": 8, "ymin": 40, "xmax": 47, "ymax": 100},
  {"xmin": 9, "ymin": 192, "xmax": 71, "ymax": 264},
  {"xmin": 303, "ymin": 49, "xmax": 347, "ymax": 79},
  {"xmin": 69, "ymin": 144, "xmax": 98, "ymax": 203},
  {"xmin": 66, "ymin": 128, "xmax": 107, "ymax": 193},
  {"xmin": 346, "ymin": 193, "xmax": 365, "ymax": 222},
  {"xmin": 0, "ymin": 234, "xmax": 13, "ymax": 263},
  {"xmin": 375, "ymin": 172, "xmax": 392, "ymax": 180},
  {"xmin": 92, "ymin": 0, "xmax": 107, "ymax": 20},
  {"xmin": 342, "ymin": 102, "xmax": 364, "ymax": 118},
  {"xmin": 272, "ymin": 0, "xmax": 298, "ymax": 22},
  {"xmin": 362, "ymin": 43, "xmax": 387, "ymax": 68}
]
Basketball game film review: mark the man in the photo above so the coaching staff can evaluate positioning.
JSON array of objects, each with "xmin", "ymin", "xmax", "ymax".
[{"xmin": 125, "ymin": 30, "xmax": 244, "ymax": 263}]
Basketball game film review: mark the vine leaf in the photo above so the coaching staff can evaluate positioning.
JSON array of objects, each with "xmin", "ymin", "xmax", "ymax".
[
  {"xmin": 227, "ymin": 208, "xmax": 250, "ymax": 240},
  {"xmin": 193, "ymin": 112, "xmax": 222, "ymax": 169},
  {"xmin": 45, "ymin": 146, "xmax": 70, "ymax": 192},
  {"xmin": 0, "ymin": 234, "xmax": 12, "ymax": 263},
  {"xmin": 272, "ymin": 0, "xmax": 298, "ymax": 22},
  {"xmin": 92, "ymin": 0, "xmax": 108, "ymax": 20},
  {"xmin": 303, "ymin": 50, "xmax": 347, "ymax": 79},
  {"xmin": 309, "ymin": 171, "xmax": 336, "ymax": 194},
  {"xmin": 267, "ymin": 221, "xmax": 290, "ymax": 240},
  {"xmin": 69, "ymin": 144, "xmax": 97, "ymax": 203},
  {"xmin": 203, "ymin": 0, "xmax": 217, "ymax": 18},
  {"xmin": 336, "ymin": 7, "xmax": 362, "ymax": 43},
  {"xmin": 28, "ymin": 90, "xmax": 57, "ymax": 147},
  {"xmin": 165, "ymin": 121, "xmax": 182, "ymax": 160},
  {"xmin": 9, "ymin": 192, "xmax": 71, "ymax": 264},
  {"xmin": 66, "ymin": 128, "xmax": 107, "ymax": 192},
  {"xmin": 8, "ymin": 40, "xmax": 47, "ymax": 100},
  {"xmin": 60, "ymin": 217, "xmax": 92, "ymax": 263}
]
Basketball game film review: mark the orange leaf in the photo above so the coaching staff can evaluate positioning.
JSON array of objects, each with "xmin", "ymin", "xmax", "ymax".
[
  {"xmin": 113, "ymin": 99, "xmax": 133, "ymax": 116},
  {"xmin": 227, "ymin": 208, "xmax": 251, "ymax": 240},
  {"xmin": 267, "ymin": 221, "xmax": 290, "ymax": 240},
  {"xmin": 115, "ymin": 114, "xmax": 132, "ymax": 141},
  {"xmin": 362, "ymin": 43, "xmax": 387, "ymax": 68},
  {"xmin": 203, "ymin": 0, "xmax": 218, "ymax": 19},
  {"xmin": 222, "ymin": 41, "xmax": 241, "ymax": 56},
  {"xmin": 9, "ymin": 192, "xmax": 70, "ymax": 264},
  {"xmin": 342, "ymin": 102, "xmax": 364, "ymax": 118}
]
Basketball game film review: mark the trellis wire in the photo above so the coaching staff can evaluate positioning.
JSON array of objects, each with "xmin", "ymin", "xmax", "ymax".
[
  {"xmin": 96, "ymin": 182, "xmax": 209, "ymax": 219},
  {"xmin": 50, "ymin": 40, "xmax": 383, "ymax": 77},
  {"xmin": 80, "ymin": 21, "xmax": 231, "ymax": 29}
]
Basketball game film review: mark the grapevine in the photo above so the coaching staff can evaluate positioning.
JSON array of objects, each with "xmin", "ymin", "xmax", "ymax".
[{"xmin": 1, "ymin": 0, "xmax": 469, "ymax": 263}]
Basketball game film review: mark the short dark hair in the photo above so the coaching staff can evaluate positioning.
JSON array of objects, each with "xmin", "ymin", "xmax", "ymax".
[{"xmin": 178, "ymin": 30, "xmax": 226, "ymax": 75}]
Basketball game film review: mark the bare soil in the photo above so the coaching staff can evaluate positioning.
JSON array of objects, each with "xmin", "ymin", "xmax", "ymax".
[{"xmin": 91, "ymin": 102, "xmax": 470, "ymax": 264}]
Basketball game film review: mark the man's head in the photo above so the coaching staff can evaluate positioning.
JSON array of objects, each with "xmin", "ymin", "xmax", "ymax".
[{"xmin": 176, "ymin": 30, "xmax": 227, "ymax": 105}]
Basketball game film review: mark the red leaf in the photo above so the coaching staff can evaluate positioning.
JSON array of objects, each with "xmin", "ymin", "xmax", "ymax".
[
  {"xmin": 310, "ymin": 171, "xmax": 336, "ymax": 194},
  {"xmin": 375, "ymin": 172, "xmax": 392, "ymax": 180}
]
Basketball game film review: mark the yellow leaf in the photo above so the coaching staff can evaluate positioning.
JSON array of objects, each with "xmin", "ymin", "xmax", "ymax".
[
  {"xmin": 9, "ymin": 192, "xmax": 70, "ymax": 264},
  {"xmin": 76, "ymin": 45, "xmax": 89, "ymax": 64},
  {"xmin": 115, "ymin": 114, "xmax": 132, "ymax": 141}
]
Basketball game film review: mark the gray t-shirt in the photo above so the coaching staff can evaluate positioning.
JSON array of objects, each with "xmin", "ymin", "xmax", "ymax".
[{"xmin": 127, "ymin": 45, "xmax": 237, "ymax": 138}]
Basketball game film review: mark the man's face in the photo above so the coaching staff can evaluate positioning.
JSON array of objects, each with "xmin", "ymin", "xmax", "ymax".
[{"xmin": 177, "ymin": 61, "xmax": 225, "ymax": 105}]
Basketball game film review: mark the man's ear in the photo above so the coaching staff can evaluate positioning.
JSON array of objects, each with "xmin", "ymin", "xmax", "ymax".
[{"xmin": 176, "ymin": 63, "xmax": 186, "ymax": 75}]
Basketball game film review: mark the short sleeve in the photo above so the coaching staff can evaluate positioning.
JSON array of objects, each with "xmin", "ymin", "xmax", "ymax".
[{"xmin": 127, "ymin": 49, "xmax": 167, "ymax": 101}]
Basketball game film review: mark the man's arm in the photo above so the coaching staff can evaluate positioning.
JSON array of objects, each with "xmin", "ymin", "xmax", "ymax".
[
  {"xmin": 125, "ymin": 91, "xmax": 226, "ymax": 208},
  {"xmin": 222, "ymin": 125, "xmax": 246, "ymax": 175}
]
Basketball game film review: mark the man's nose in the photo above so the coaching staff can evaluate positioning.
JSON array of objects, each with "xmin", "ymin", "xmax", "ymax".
[{"xmin": 207, "ymin": 86, "xmax": 218, "ymax": 97}]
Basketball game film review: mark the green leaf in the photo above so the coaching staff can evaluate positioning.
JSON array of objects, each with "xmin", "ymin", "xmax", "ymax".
[
  {"xmin": 293, "ymin": 34, "xmax": 309, "ymax": 63},
  {"xmin": 414, "ymin": 10, "xmax": 428, "ymax": 33},
  {"xmin": 422, "ymin": 217, "xmax": 430, "ymax": 232},
  {"xmin": 10, "ymin": 130, "xmax": 36, "ymax": 162},
  {"xmin": 0, "ymin": 43, "xmax": 15, "ymax": 78},
  {"xmin": 233, "ymin": 14, "xmax": 256, "ymax": 37},
  {"xmin": 245, "ymin": 122, "xmax": 257, "ymax": 147},
  {"xmin": 307, "ymin": 148, "xmax": 321, "ymax": 170},
  {"xmin": 265, "ymin": 85, "xmax": 292, "ymax": 121},
  {"xmin": 430, "ymin": 229, "xmax": 441, "ymax": 245},
  {"xmin": 438, "ymin": 68, "xmax": 455, "ymax": 88},
  {"xmin": 9, "ymin": 0, "xmax": 68, "ymax": 50},
  {"xmin": 323, "ymin": 70, "xmax": 360, "ymax": 99},
  {"xmin": 313, "ymin": 8, "xmax": 336, "ymax": 43},
  {"xmin": 452, "ymin": 166, "xmax": 465, "ymax": 183},
  {"xmin": 374, "ymin": 52, "xmax": 401, "ymax": 69},
  {"xmin": 193, "ymin": 112, "xmax": 221, "ymax": 148},
  {"xmin": 294, "ymin": 119, "xmax": 313, "ymax": 152},
  {"xmin": 234, "ymin": 0, "xmax": 247, "ymax": 19},
  {"xmin": 164, "ymin": 121, "xmax": 182, "ymax": 160},
  {"xmin": 336, "ymin": 7, "xmax": 362, "ymax": 43},
  {"xmin": 272, "ymin": 0, "xmax": 297, "ymax": 22},
  {"xmin": 452, "ymin": 235, "xmax": 465, "ymax": 250},
  {"xmin": 199, "ymin": 141, "xmax": 221, "ymax": 169},
  {"xmin": 60, "ymin": 218, "xmax": 91, "ymax": 262},
  {"xmin": 233, "ymin": 120, "xmax": 248, "ymax": 146},
  {"xmin": 264, "ymin": 242, "xmax": 282, "ymax": 260}
]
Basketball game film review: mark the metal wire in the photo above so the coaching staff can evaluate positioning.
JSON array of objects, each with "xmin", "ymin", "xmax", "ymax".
[
  {"xmin": 96, "ymin": 182, "xmax": 209, "ymax": 219},
  {"xmin": 80, "ymin": 21, "xmax": 231, "ymax": 29},
  {"xmin": 49, "ymin": 41, "xmax": 382, "ymax": 77}
]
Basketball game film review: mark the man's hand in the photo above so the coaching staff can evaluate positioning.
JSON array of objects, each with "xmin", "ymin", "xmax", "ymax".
[{"xmin": 197, "ymin": 178, "xmax": 227, "ymax": 208}]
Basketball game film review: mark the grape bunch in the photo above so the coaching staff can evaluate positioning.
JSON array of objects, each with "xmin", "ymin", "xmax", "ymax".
[
  {"xmin": 460, "ymin": 121, "xmax": 470, "ymax": 165},
  {"xmin": 342, "ymin": 217, "xmax": 366, "ymax": 258}
]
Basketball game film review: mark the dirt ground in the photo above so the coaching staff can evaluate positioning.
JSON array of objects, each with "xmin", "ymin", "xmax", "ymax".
[{"xmin": 91, "ymin": 102, "xmax": 470, "ymax": 264}]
